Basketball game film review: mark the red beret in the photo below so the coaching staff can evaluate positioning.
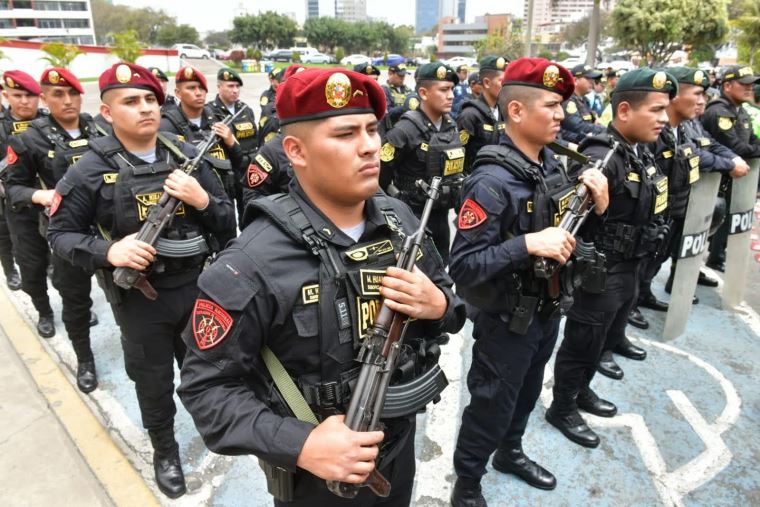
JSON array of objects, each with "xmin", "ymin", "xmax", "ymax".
[
  {"xmin": 40, "ymin": 68, "xmax": 84, "ymax": 94},
  {"xmin": 501, "ymin": 57, "xmax": 574, "ymax": 101},
  {"xmin": 3, "ymin": 70, "xmax": 41, "ymax": 95},
  {"xmin": 175, "ymin": 66, "xmax": 207, "ymax": 91},
  {"xmin": 276, "ymin": 68, "xmax": 386, "ymax": 126},
  {"xmin": 283, "ymin": 64, "xmax": 306, "ymax": 81},
  {"xmin": 99, "ymin": 63, "xmax": 165, "ymax": 105}
]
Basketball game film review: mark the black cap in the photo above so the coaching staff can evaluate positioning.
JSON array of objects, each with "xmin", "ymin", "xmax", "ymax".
[
  {"xmin": 416, "ymin": 63, "xmax": 459, "ymax": 84},
  {"xmin": 571, "ymin": 64, "xmax": 603, "ymax": 79},
  {"xmin": 147, "ymin": 66, "xmax": 168, "ymax": 82},
  {"xmin": 468, "ymin": 72, "xmax": 480, "ymax": 84},
  {"xmin": 388, "ymin": 63, "xmax": 408, "ymax": 76},
  {"xmin": 721, "ymin": 65, "xmax": 760, "ymax": 85},
  {"xmin": 353, "ymin": 63, "xmax": 380, "ymax": 76},
  {"xmin": 612, "ymin": 68, "xmax": 678, "ymax": 99},
  {"xmin": 217, "ymin": 67, "xmax": 243, "ymax": 86},
  {"xmin": 269, "ymin": 67, "xmax": 283, "ymax": 81}
]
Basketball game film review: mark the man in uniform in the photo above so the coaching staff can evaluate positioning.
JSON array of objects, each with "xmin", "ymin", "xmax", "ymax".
[
  {"xmin": 48, "ymin": 63, "xmax": 235, "ymax": 498},
  {"xmin": 354, "ymin": 62, "xmax": 381, "ymax": 81},
  {"xmin": 160, "ymin": 65, "xmax": 240, "ymax": 224},
  {"xmin": 207, "ymin": 67, "xmax": 258, "ymax": 221},
  {"xmin": 452, "ymin": 72, "xmax": 481, "ymax": 118},
  {"xmin": 239, "ymin": 130, "xmax": 291, "ymax": 219},
  {"xmin": 177, "ymin": 67, "xmax": 465, "ymax": 506},
  {"xmin": 456, "ymin": 56, "xmax": 507, "ymax": 174},
  {"xmin": 0, "ymin": 70, "xmax": 43, "ymax": 292},
  {"xmin": 148, "ymin": 67, "xmax": 177, "ymax": 109},
  {"xmin": 450, "ymin": 57, "xmax": 609, "ymax": 506},
  {"xmin": 259, "ymin": 66, "xmax": 283, "ymax": 112},
  {"xmin": 380, "ymin": 63, "xmax": 462, "ymax": 266},
  {"xmin": 382, "ymin": 63, "xmax": 413, "ymax": 119},
  {"xmin": 258, "ymin": 65, "xmax": 305, "ymax": 149},
  {"xmin": 548, "ymin": 68, "xmax": 675, "ymax": 449},
  {"xmin": 452, "ymin": 64, "xmax": 471, "ymax": 118},
  {"xmin": 560, "ymin": 64, "xmax": 606, "ymax": 145},
  {"xmin": 5, "ymin": 68, "xmax": 101, "ymax": 392},
  {"xmin": 701, "ymin": 65, "xmax": 760, "ymax": 271}
]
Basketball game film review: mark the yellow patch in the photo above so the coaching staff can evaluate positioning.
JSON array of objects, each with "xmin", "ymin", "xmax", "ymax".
[
  {"xmin": 408, "ymin": 97, "xmax": 420, "ymax": 110},
  {"xmin": 420, "ymin": 143, "xmax": 429, "ymax": 151},
  {"xmin": 653, "ymin": 176, "xmax": 669, "ymax": 214},
  {"xmin": 459, "ymin": 129, "xmax": 470, "ymax": 145},
  {"xmin": 260, "ymin": 95, "xmax": 269, "ymax": 106},
  {"xmin": 483, "ymin": 124, "xmax": 494, "ymax": 132},
  {"xmin": 259, "ymin": 116, "xmax": 268, "ymax": 128},
  {"xmin": 345, "ymin": 240, "xmax": 394, "ymax": 262},
  {"xmin": 69, "ymin": 139, "xmax": 89, "ymax": 148},
  {"xmin": 136, "ymin": 192, "xmax": 185, "ymax": 221},
  {"xmin": 254, "ymin": 154, "xmax": 272, "ymax": 172},
  {"xmin": 359, "ymin": 269, "xmax": 385, "ymax": 296},
  {"xmin": 264, "ymin": 132, "xmax": 276, "ymax": 143},
  {"xmin": 325, "ymin": 72, "xmax": 352, "ymax": 109},
  {"xmin": 48, "ymin": 150, "xmax": 56, "ymax": 158},
  {"xmin": 442, "ymin": 147, "xmax": 465, "ymax": 176},
  {"xmin": 626, "ymin": 172, "xmax": 641, "ymax": 182},
  {"xmin": 103, "ymin": 173, "xmax": 118, "ymax": 184},
  {"xmin": 662, "ymin": 150, "xmax": 673, "ymax": 159},
  {"xmin": 718, "ymin": 117, "xmax": 733, "ymax": 131},
  {"xmin": 582, "ymin": 114, "xmax": 593, "ymax": 121},
  {"xmin": 234, "ymin": 122, "xmax": 255, "ymax": 139},
  {"xmin": 301, "ymin": 284, "xmax": 319, "ymax": 304},
  {"xmin": 566, "ymin": 101, "xmax": 578, "ymax": 114},
  {"xmin": 11, "ymin": 121, "xmax": 31, "ymax": 135},
  {"xmin": 380, "ymin": 143, "xmax": 395, "ymax": 162}
]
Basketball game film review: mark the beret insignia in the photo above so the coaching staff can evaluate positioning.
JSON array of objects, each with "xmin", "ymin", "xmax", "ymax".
[
  {"xmin": 115, "ymin": 64, "xmax": 132, "ymax": 84},
  {"xmin": 652, "ymin": 71, "xmax": 667, "ymax": 89},
  {"xmin": 543, "ymin": 65, "xmax": 561, "ymax": 88},
  {"xmin": 325, "ymin": 72, "xmax": 352, "ymax": 109},
  {"xmin": 48, "ymin": 70, "xmax": 60, "ymax": 84},
  {"xmin": 436, "ymin": 66, "xmax": 447, "ymax": 79}
]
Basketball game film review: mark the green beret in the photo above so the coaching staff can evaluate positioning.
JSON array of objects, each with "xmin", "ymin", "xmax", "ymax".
[
  {"xmin": 147, "ymin": 66, "xmax": 168, "ymax": 82},
  {"xmin": 416, "ymin": 63, "xmax": 459, "ymax": 84},
  {"xmin": 353, "ymin": 63, "xmax": 380, "ymax": 76},
  {"xmin": 612, "ymin": 68, "xmax": 678, "ymax": 99},
  {"xmin": 478, "ymin": 56, "xmax": 508, "ymax": 73},
  {"xmin": 217, "ymin": 67, "xmax": 243, "ymax": 86},
  {"xmin": 668, "ymin": 67, "xmax": 708, "ymax": 89}
]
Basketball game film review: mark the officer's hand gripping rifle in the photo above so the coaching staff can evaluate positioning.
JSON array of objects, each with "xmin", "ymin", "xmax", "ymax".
[
  {"xmin": 535, "ymin": 142, "xmax": 618, "ymax": 298},
  {"xmin": 326, "ymin": 176, "xmax": 442, "ymax": 499},
  {"xmin": 112, "ymin": 106, "xmax": 247, "ymax": 300}
]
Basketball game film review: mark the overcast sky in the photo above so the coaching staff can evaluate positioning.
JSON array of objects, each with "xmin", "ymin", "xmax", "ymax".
[{"xmin": 114, "ymin": 0, "xmax": 521, "ymax": 34}]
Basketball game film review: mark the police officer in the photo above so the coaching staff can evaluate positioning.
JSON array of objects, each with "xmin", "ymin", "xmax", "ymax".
[
  {"xmin": 701, "ymin": 65, "xmax": 760, "ymax": 272},
  {"xmin": 177, "ymin": 68, "xmax": 465, "ymax": 506},
  {"xmin": 560, "ymin": 64, "xmax": 607, "ymax": 145},
  {"xmin": 239, "ymin": 131, "xmax": 291, "ymax": 220},
  {"xmin": 548, "ymin": 68, "xmax": 675, "ymax": 449},
  {"xmin": 380, "ymin": 63, "xmax": 463, "ymax": 266},
  {"xmin": 451, "ymin": 64, "xmax": 471, "ymax": 118},
  {"xmin": 354, "ymin": 62, "xmax": 381, "ymax": 81},
  {"xmin": 259, "ymin": 66, "xmax": 283, "ymax": 112},
  {"xmin": 258, "ymin": 65, "xmax": 305, "ymax": 149},
  {"xmin": 456, "ymin": 56, "xmax": 507, "ymax": 174},
  {"xmin": 450, "ymin": 58, "xmax": 609, "ymax": 506},
  {"xmin": 207, "ymin": 67, "xmax": 259, "ymax": 221},
  {"xmin": 5, "ymin": 67, "xmax": 101, "ymax": 392},
  {"xmin": 453, "ymin": 72, "xmax": 482, "ymax": 118},
  {"xmin": 0, "ymin": 70, "xmax": 43, "ymax": 292},
  {"xmin": 160, "ymin": 66, "xmax": 241, "ymax": 223},
  {"xmin": 382, "ymin": 63, "xmax": 413, "ymax": 118},
  {"xmin": 148, "ymin": 66, "xmax": 177, "ymax": 110},
  {"xmin": 48, "ymin": 63, "xmax": 236, "ymax": 498}
]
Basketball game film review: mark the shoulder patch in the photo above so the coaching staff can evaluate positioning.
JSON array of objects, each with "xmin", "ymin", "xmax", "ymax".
[
  {"xmin": 247, "ymin": 163, "xmax": 269, "ymax": 188},
  {"xmin": 458, "ymin": 198, "xmax": 487, "ymax": 230},
  {"xmin": 254, "ymin": 154, "xmax": 273, "ymax": 172},
  {"xmin": 718, "ymin": 117, "xmax": 733, "ymax": 131},
  {"xmin": 264, "ymin": 132, "xmax": 276, "ymax": 143},
  {"xmin": 408, "ymin": 97, "xmax": 419, "ymax": 110},
  {"xmin": 566, "ymin": 101, "xmax": 578, "ymax": 114},
  {"xmin": 49, "ymin": 191, "xmax": 63, "ymax": 216},
  {"xmin": 192, "ymin": 299, "xmax": 234, "ymax": 350},
  {"xmin": 460, "ymin": 129, "xmax": 470, "ymax": 145},
  {"xmin": 260, "ymin": 95, "xmax": 269, "ymax": 106},
  {"xmin": 380, "ymin": 143, "xmax": 395, "ymax": 162},
  {"xmin": 6, "ymin": 145, "xmax": 18, "ymax": 165},
  {"xmin": 259, "ymin": 116, "xmax": 268, "ymax": 128}
]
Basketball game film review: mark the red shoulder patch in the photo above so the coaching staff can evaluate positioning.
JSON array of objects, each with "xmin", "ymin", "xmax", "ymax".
[
  {"xmin": 6, "ymin": 145, "xmax": 18, "ymax": 165},
  {"xmin": 192, "ymin": 299, "xmax": 234, "ymax": 350},
  {"xmin": 458, "ymin": 198, "xmax": 487, "ymax": 230},
  {"xmin": 49, "ymin": 191, "xmax": 62, "ymax": 216},
  {"xmin": 246, "ymin": 163, "xmax": 269, "ymax": 188}
]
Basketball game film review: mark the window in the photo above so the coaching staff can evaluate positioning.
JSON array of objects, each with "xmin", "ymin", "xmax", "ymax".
[
  {"xmin": 39, "ymin": 18, "xmax": 62, "ymax": 28},
  {"xmin": 63, "ymin": 18, "xmax": 88, "ymax": 28},
  {"xmin": 0, "ymin": 18, "xmax": 11, "ymax": 28},
  {"xmin": 60, "ymin": 1, "xmax": 87, "ymax": 11},
  {"xmin": 13, "ymin": 0, "xmax": 33, "ymax": 8},
  {"xmin": 15, "ymin": 18, "xmax": 36, "ymax": 27}
]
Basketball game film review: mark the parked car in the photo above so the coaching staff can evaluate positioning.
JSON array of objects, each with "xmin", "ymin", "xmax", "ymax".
[
  {"xmin": 268, "ymin": 49, "xmax": 294, "ymax": 62},
  {"xmin": 372, "ymin": 54, "xmax": 406, "ymax": 66},
  {"xmin": 301, "ymin": 52, "xmax": 332, "ymax": 64},
  {"xmin": 172, "ymin": 43, "xmax": 210, "ymax": 59},
  {"xmin": 443, "ymin": 56, "xmax": 478, "ymax": 68},
  {"xmin": 341, "ymin": 54, "xmax": 372, "ymax": 67}
]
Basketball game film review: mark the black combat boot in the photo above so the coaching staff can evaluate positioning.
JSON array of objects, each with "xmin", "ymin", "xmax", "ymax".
[
  {"xmin": 149, "ymin": 426, "xmax": 186, "ymax": 499},
  {"xmin": 596, "ymin": 350, "xmax": 623, "ymax": 380},
  {"xmin": 36, "ymin": 313, "xmax": 56, "ymax": 338},
  {"xmin": 450, "ymin": 477, "xmax": 487, "ymax": 507},
  {"xmin": 545, "ymin": 402, "xmax": 600, "ymax": 448},
  {"xmin": 76, "ymin": 360, "xmax": 97, "ymax": 393},
  {"xmin": 2, "ymin": 261, "xmax": 21, "ymax": 291},
  {"xmin": 492, "ymin": 444, "xmax": 556, "ymax": 490}
]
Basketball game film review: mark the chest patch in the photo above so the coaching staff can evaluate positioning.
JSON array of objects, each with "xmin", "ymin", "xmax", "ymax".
[{"xmin": 135, "ymin": 192, "xmax": 184, "ymax": 221}]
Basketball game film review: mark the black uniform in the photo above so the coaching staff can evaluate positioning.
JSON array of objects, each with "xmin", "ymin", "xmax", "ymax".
[
  {"xmin": 47, "ymin": 132, "xmax": 235, "ymax": 448},
  {"xmin": 380, "ymin": 109, "xmax": 465, "ymax": 264},
  {"xmin": 207, "ymin": 94, "xmax": 258, "ymax": 220},
  {"xmin": 240, "ymin": 132, "xmax": 291, "ymax": 221},
  {"xmin": 560, "ymin": 94, "xmax": 606, "ymax": 145},
  {"xmin": 6, "ymin": 113, "xmax": 101, "ymax": 357},
  {"xmin": 178, "ymin": 181, "xmax": 465, "ymax": 506},
  {"xmin": 259, "ymin": 86, "xmax": 276, "ymax": 111},
  {"xmin": 701, "ymin": 94, "xmax": 760, "ymax": 265},
  {"xmin": 552, "ymin": 128, "xmax": 669, "ymax": 420},
  {"xmin": 456, "ymin": 94, "xmax": 504, "ymax": 174},
  {"xmin": 258, "ymin": 101, "xmax": 280, "ymax": 148},
  {"xmin": 683, "ymin": 118, "xmax": 739, "ymax": 173},
  {"xmin": 451, "ymin": 136, "xmax": 590, "ymax": 483}
]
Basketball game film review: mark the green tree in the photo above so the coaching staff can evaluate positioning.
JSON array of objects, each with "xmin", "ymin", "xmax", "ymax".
[
  {"xmin": 40, "ymin": 42, "xmax": 83, "ymax": 68},
  {"xmin": 611, "ymin": 0, "xmax": 728, "ymax": 66},
  {"xmin": 205, "ymin": 30, "xmax": 232, "ymax": 50},
  {"xmin": 230, "ymin": 11, "xmax": 297, "ymax": 50},
  {"xmin": 110, "ymin": 30, "xmax": 144, "ymax": 63},
  {"xmin": 155, "ymin": 24, "xmax": 200, "ymax": 47},
  {"xmin": 562, "ymin": 11, "xmax": 612, "ymax": 47},
  {"xmin": 473, "ymin": 20, "xmax": 524, "ymax": 60},
  {"xmin": 731, "ymin": 0, "xmax": 760, "ymax": 68},
  {"xmin": 91, "ymin": 0, "xmax": 174, "ymax": 45}
]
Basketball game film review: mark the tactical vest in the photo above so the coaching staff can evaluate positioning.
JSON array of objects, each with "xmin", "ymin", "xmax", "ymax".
[
  {"xmin": 33, "ymin": 114, "xmax": 98, "ymax": 184},
  {"xmin": 87, "ymin": 135, "xmax": 210, "ymax": 269},
  {"xmin": 656, "ymin": 128, "xmax": 700, "ymax": 218},
  {"xmin": 585, "ymin": 135, "xmax": 670, "ymax": 260},
  {"xmin": 385, "ymin": 84, "xmax": 409, "ymax": 108},
  {"xmin": 209, "ymin": 98, "xmax": 258, "ymax": 156},
  {"xmin": 248, "ymin": 193, "xmax": 444, "ymax": 417},
  {"xmin": 392, "ymin": 110, "xmax": 465, "ymax": 209},
  {"xmin": 461, "ymin": 98, "xmax": 503, "ymax": 147},
  {"xmin": 459, "ymin": 145, "xmax": 582, "ymax": 331}
]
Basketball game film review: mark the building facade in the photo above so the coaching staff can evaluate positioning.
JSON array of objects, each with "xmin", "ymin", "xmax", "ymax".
[
  {"xmin": 335, "ymin": 0, "xmax": 366, "ymax": 23},
  {"xmin": 437, "ymin": 13, "xmax": 509, "ymax": 59},
  {"xmin": 0, "ymin": 0, "xmax": 95, "ymax": 45},
  {"xmin": 524, "ymin": 0, "xmax": 616, "ymax": 37}
]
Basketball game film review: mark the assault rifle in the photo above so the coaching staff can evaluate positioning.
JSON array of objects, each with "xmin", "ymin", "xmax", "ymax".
[
  {"xmin": 112, "ymin": 106, "xmax": 247, "ymax": 299},
  {"xmin": 326, "ymin": 176, "xmax": 442, "ymax": 499},
  {"xmin": 535, "ymin": 142, "xmax": 618, "ymax": 298}
]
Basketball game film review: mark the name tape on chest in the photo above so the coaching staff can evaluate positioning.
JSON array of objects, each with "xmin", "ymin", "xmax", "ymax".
[
  {"xmin": 301, "ymin": 284, "xmax": 319, "ymax": 304},
  {"xmin": 136, "ymin": 192, "xmax": 185, "ymax": 221}
]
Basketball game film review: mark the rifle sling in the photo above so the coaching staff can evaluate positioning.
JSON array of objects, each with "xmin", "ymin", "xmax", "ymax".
[{"xmin": 260, "ymin": 346, "xmax": 320, "ymax": 425}]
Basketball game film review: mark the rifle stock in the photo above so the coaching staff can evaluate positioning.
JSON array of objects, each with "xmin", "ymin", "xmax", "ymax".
[
  {"xmin": 326, "ymin": 176, "xmax": 442, "ymax": 499},
  {"xmin": 112, "ymin": 106, "xmax": 247, "ymax": 299}
]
